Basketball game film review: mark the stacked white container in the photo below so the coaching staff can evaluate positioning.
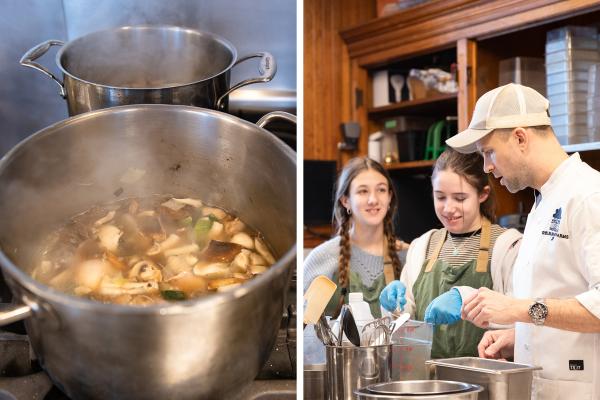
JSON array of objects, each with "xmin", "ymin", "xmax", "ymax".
[
  {"xmin": 588, "ymin": 62, "xmax": 600, "ymax": 142},
  {"xmin": 545, "ymin": 26, "xmax": 599, "ymax": 145}
]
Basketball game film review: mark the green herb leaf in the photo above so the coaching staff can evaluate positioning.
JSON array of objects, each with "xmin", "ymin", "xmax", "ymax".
[
  {"xmin": 194, "ymin": 217, "xmax": 213, "ymax": 243},
  {"xmin": 161, "ymin": 290, "xmax": 186, "ymax": 301}
]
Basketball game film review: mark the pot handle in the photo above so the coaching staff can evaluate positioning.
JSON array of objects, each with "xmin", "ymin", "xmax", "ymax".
[
  {"xmin": 216, "ymin": 52, "xmax": 277, "ymax": 110},
  {"xmin": 20, "ymin": 40, "xmax": 66, "ymax": 98},
  {"xmin": 0, "ymin": 303, "xmax": 32, "ymax": 326},
  {"xmin": 257, "ymin": 111, "xmax": 297, "ymax": 128},
  {"xmin": 257, "ymin": 111, "xmax": 297, "ymax": 144}
]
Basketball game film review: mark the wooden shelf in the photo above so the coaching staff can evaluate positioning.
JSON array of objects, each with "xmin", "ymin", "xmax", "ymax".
[
  {"xmin": 368, "ymin": 93, "xmax": 457, "ymax": 119},
  {"xmin": 384, "ymin": 159, "xmax": 436, "ymax": 171}
]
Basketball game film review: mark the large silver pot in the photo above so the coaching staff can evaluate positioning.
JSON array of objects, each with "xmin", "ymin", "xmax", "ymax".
[
  {"xmin": 355, "ymin": 380, "xmax": 484, "ymax": 399},
  {"xmin": 0, "ymin": 105, "xmax": 296, "ymax": 399},
  {"xmin": 20, "ymin": 25, "xmax": 276, "ymax": 115}
]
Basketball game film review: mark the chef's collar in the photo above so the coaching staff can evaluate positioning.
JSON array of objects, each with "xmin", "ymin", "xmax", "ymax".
[{"xmin": 539, "ymin": 152, "xmax": 581, "ymax": 199}]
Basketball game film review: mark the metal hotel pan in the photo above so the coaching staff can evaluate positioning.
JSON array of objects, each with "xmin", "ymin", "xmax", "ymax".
[{"xmin": 426, "ymin": 357, "xmax": 542, "ymax": 400}]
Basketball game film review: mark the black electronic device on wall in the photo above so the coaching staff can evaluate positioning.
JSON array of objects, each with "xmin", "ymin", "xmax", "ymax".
[{"xmin": 304, "ymin": 160, "xmax": 337, "ymax": 225}]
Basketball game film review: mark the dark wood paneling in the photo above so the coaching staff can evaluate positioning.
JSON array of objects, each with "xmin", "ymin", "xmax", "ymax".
[
  {"xmin": 341, "ymin": 0, "xmax": 600, "ymax": 67},
  {"xmin": 303, "ymin": 0, "xmax": 376, "ymax": 161}
]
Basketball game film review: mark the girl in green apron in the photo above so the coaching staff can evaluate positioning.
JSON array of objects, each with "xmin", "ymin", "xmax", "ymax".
[
  {"xmin": 303, "ymin": 157, "xmax": 403, "ymax": 318},
  {"xmin": 379, "ymin": 149, "xmax": 522, "ymax": 358}
]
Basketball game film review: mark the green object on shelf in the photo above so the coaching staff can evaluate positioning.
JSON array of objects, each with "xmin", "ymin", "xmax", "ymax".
[
  {"xmin": 424, "ymin": 120, "xmax": 446, "ymax": 160},
  {"xmin": 424, "ymin": 119, "xmax": 459, "ymax": 160}
]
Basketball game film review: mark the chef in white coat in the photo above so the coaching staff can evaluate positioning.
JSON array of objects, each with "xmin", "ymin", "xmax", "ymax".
[{"xmin": 445, "ymin": 83, "xmax": 600, "ymax": 400}]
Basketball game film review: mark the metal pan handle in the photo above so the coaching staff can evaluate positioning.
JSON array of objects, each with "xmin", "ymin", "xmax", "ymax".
[
  {"xmin": 216, "ymin": 52, "xmax": 277, "ymax": 110},
  {"xmin": 20, "ymin": 39, "xmax": 66, "ymax": 98},
  {"xmin": 0, "ymin": 303, "xmax": 31, "ymax": 326}
]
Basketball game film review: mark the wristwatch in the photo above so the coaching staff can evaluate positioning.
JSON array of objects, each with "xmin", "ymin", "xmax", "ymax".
[{"xmin": 528, "ymin": 298, "xmax": 548, "ymax": 326}]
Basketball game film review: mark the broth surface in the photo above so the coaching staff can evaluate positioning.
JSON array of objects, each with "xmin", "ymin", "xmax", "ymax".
[{"xmin": 32, "ymin": 196, "xmax": 275, "ymax": 305}]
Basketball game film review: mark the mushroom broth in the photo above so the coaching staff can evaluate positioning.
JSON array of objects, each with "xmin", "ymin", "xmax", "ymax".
[{"xmin": 31, "ymin": 196, "xmax": 275, "ymax": 305}]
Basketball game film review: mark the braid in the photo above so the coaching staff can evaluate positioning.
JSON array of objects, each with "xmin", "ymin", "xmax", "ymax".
[
  {"xmin": 337, "ymin": 216, "xmax": 351, "ymax": 290},
  {"xmin": 384, "ymin": 213, "xmax": 402, "ymax": 279}
]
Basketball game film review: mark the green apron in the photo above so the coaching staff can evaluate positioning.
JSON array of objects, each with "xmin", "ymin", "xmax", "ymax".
[
  {"xmin": 325, "ymin": 270, "xmax": 387, "ymax": 318},
  {"xmin": 412, "ymin": 219, "xmax": 494, "ymax": 359}
]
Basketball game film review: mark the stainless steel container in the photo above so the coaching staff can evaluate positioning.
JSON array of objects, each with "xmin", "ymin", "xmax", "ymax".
[
  {"xmin": 326, "ymin": 344, "xmax": 393, "ymax": 400},
  {"xmin": 355, "ymin": 380, "xmax": 484, "ymax": 399},
  {"xmin": 426, "ymin": 357, "xmax": 542, "ymax": 400},
  {"xmin": 0, "ymin": 105, "xmax": 296, "ymax": 400},
  {"xmin": 20, "ymin": 26, "xmax": 275, "ymax": 115},
  {"xmin": 304, "ymin": 363, "xmax": 327, "ymax": 400}
]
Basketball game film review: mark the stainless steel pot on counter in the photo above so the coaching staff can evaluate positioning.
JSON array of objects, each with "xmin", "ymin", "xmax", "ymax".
[
  {"xmin": 20, "ymin": 25, "xmax": 276, "ymax": 115},
  {"xmin": 354, "ymin": 380, "xmax": 484, "ymax": 400},
  {"xmin": 0, "ymin": 105, "xmax": 296, "ymax": 399}
]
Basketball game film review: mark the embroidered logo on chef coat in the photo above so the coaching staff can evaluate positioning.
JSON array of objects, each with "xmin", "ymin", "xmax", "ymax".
[{"xmin": 542, "ymin": 207, "xmax": 569, "ymax": 240}]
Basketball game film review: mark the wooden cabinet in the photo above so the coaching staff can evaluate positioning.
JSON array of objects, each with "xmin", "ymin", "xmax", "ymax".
[{"xmin": 337, "ymin": 0, "xmax": 600, "ymax": 234}]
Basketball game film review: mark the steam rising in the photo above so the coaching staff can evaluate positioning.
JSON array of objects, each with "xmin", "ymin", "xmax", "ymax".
[{"xmin": 60, "ymin": 26, "xmax": 235, "ymax": 88}]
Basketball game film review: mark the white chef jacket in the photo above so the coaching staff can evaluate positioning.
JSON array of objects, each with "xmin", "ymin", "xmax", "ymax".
[{"xmin": 512, "ymin": 153, "xmax": 600, "ymax": 400}]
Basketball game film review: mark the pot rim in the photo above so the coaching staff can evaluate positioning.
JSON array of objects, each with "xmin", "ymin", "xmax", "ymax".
[
  {"xmin": 0, "ymin": 104, "xmax": 296, "ymax": 315},
  {"xmin": 55, "ymin": 25, "xmax": 239, "ymax": 90}
]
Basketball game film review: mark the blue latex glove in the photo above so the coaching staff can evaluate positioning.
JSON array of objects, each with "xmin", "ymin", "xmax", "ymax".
[
  {"xmin": 424, "ymin": 288, "xmax": 463, "ymax": 325},
  {"xmin": 379, "ymin": 280, "xmax": 406, "ymax": 312}
]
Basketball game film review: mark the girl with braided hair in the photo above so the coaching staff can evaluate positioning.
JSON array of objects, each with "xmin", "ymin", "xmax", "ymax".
[
  {"xmin": 379, "ymin": 148, "xmax": 522, "ymax": 358},
  {"xmin": 303, "ymin": 157, "xmax": 402, "ymax": 318}
]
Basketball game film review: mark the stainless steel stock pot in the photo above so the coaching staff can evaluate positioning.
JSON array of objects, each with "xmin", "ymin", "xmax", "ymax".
[
  {"xmin": 0, "ymin": 105, "xmax": 296, "ymax": 400},
  {"xmin": 21, "ymin": 26, "xmax": 276, "ymax": 115}
]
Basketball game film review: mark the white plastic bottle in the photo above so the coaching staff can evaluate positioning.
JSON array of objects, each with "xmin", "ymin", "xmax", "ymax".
[{"xmin": 348, "ymin": 292, "xmax": 374, "ymax": 338}]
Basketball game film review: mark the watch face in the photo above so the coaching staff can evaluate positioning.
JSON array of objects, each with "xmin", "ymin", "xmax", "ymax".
[{"xmin": 529, "ymin": 302, "xmax": 548, "ymax": 323}]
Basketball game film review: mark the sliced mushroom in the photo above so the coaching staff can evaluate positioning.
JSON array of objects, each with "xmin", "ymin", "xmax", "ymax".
[
  {"xmin": 202, "ymin": 206, "xmax": 227, "ymax": 220},
  {"xmin": 250, "ymin": 265, "xmax": 268, "ymax": 275},
  {"xmin": 202, "ymin": 240, "xmax": 242, "ymax": 263},
  {"xmin": 224, "ymin": 218, "xmax": 246, "ymax": 236},
  {"xmin": 97, "ymin": 225, "xmax": 122, "ymax": 253},
  {"xmin": 166, "ymin": 255, "xmax": 194, "ymax": 275},
  {"xmin": 75, "ymin": 259, "xmax": 115, "ymax": 290},
  {"xmin": 75, "ymin": 239, "xmax": 104, "ymax": 260},
  {"xmin": 164, "ymin": 243, "xmax": 199, "ymax": 257},
  {"xmin": 146, "ymin": 233, "xmax": 181, "ymax": 256},
  {"xmin": 94, "ymin": 211, "xmax": 116, "ymax": 227},
  {"xmin": 230, "ymin": 232, "xmax": 254, "ymax": 249},
  {"xmin": 192, "ymin": 262, "xmax": 231, "ymax": 279},
  {"xmin": 250, "ymin": 252, "xmax": 267, "ymax": 266},
  {"xmin": 208, "ymin": 221, "xmax": 224, "ymax": 241},
  {"xmin": 105, "ymin": 252, "xmax": 128, "ymax": 270},
  {"xmin": 129, "ymin": 260, "xmax": 162, "ymax": 282},
  {"xmin": 254, "ymin": 237, "xmax": 275, "ymax": 265},
  {"xmin": 161, "ymin": 198, "xmax": 187, "ymax": 212},
  {"xmin": 173, "ymin": 198, "xmax": 203, "ymax": 208},
  {"xmin": 231, "ymin": 249, "xmax": 251, "ymax": 273},
  {"xmin": 208, "ymin": 277, "xmax": 243, "ymax": 290},
  {"xmin": 98, "ymin": 280, "xmax": 159, "ymax": 296},
  {"xmin": 130, "ymin": 295, "xmax": 156, "ymax": 306},
  {"xmin": 168, "ymin": 271, "xmax": 208, "ymax": 293}
]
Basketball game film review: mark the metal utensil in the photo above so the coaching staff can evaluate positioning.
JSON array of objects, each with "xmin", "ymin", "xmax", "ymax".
[
  {"xmin": 390, "ymin": 312, "xmax": 411, "ymax": 337},
  {"xmin": 315, "ymin": 314, "xmax": 337, "ymax": 346},
  {"xmin": 342, "ymin": 306, "xmax": 361, "ymax": 347},
  {"xmin": 361, "ymin": 316, "xmax": 392, "ymax": 346}
]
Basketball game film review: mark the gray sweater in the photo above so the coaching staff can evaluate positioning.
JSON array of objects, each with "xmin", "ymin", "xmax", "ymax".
[{"xmin": 303, "ymin": 236, "xmax": 388, "ymax": 292}]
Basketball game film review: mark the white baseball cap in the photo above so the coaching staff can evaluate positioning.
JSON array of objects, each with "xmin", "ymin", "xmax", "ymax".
[{"xmin": 446, "ymin": 83, "xmax": 551, "ymax": 153}]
